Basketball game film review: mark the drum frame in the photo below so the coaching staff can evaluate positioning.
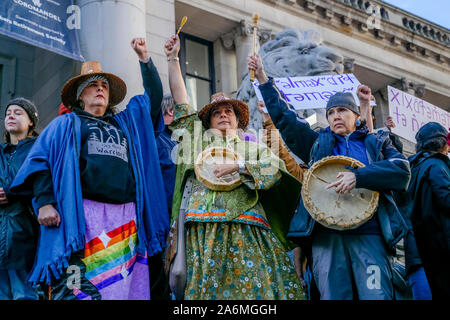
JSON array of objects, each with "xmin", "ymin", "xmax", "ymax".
[
  {"xmin": 301, "ymin": 155, "xmax": 379, "ymax": 230},
  {"xmin": 194, "ymin": 146, "xmax": 243, "ymax": 192}
]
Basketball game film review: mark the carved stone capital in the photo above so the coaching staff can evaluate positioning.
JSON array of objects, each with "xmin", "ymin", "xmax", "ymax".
[
  {"xmin": 258, "ymin": 28, "xmax": 273, "ymax": 44},
  {"xmin": 414, "ymin": 84, "xmax": 426, "ymax": 97},
  {"xmin": 238, "ymin": 19, "xmax": 253, "ymax": 37},
  {"xmin": 400, "ymin": 77, "xmax": 426, "ymax": 96},
  {"xmin": 400, "ymin": 77, "xmax": 412, "ymax": 92},
  {"xmin": 343, "ymin": 57, "xmax": 355, "ymax": 73},
  {"xmin": 220, "ymin": 31, "xmax": 236, "ymax": 50},
  {"xmin": 220, "ymin": 24, "xmax": 272, "ymax": 50}
]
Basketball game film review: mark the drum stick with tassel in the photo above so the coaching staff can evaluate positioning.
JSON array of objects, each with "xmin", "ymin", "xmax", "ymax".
[{"xmin": 249, "ymin": 13, "xmax": 259, "ymax": 82}]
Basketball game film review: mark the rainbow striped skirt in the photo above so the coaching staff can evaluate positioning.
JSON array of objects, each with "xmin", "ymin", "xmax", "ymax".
[{"xmin": 49, "ymin": 199, "xmax": 150, "ymax": 300}]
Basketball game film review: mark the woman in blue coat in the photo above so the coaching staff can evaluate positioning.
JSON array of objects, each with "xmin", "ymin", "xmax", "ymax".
[
  {"xmin": 10, "ymin": 60, "xmax": 169, "ymax": 300},
  {"xmin": 0, "ymin": 98, "xmax": 39, "ymax": 300}
]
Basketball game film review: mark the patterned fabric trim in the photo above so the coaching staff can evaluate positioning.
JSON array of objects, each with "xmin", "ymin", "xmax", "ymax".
[
  {"xmin": 173, "ymin": 103, "xmax": 193, "ymax": 120},
  {"xmin": 185, "ymin": 209, "xmax": 271, "ymax": 230}
]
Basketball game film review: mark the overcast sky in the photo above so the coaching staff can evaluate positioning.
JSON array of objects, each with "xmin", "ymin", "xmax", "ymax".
[{"xmin": 382, "ymin": 0, "xmax": 449, "ymax": 29}]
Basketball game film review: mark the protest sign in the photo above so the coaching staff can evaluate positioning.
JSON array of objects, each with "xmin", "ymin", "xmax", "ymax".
[
  {"xmin": 388, "ymin": 85, "xmax": 450, "ymax": 143},
  {"xmin": 253, "ymin": 73, "xmax": 374, "ymax": 110},
  {"xmin": 0, "ymin": 0, "xmax": 83, "ymax": 61}
]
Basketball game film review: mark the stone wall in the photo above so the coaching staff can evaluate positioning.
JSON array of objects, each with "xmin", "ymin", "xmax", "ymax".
[
  {"xmin": 0, "ymin": 34, "xmax": 77, "ymax": 135},
  {"xmin": 146, "ymin": 0, "xmax": 176, "ymax": 95},
  {"xmin": 170, "ymin": 0, "xmax": 449, "ymax": 110}
]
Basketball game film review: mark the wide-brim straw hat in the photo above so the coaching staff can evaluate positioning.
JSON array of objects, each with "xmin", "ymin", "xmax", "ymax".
[
  {"xmin": 198, "ymin": 92, "xmax": 250, "ymax": 130},
  {"xmin": 61, "ymin": 61, "xmax": 127, "ymax": 109}
]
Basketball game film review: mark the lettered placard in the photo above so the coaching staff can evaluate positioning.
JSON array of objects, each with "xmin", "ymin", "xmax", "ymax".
[
  {"xmin": 254, "ymin": 74, "xmax": 374, "ymax": 110},
  {"xmin": 388, "ymin": 86, "xmax": 449, "ymax": 143}
]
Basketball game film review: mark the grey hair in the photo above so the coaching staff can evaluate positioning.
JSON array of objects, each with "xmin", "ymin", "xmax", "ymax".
[{"xmin": 161, "ymin": 93, "xmax": 174, "ymax": 116}]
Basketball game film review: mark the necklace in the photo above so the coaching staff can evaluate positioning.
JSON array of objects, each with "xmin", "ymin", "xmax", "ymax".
[{"xmin": 7, "ymin": 148, "xmax": 17, "ymax": 166}]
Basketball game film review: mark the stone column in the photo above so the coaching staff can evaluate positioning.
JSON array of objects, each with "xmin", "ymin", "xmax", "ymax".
[
  {"xmin": 372, "ymin": 89, "xmax": 388, "ymax": 129},
  {"xmin": 145, "ymin": 0, "xmax": 176, "ymax": 94},
  {"xmin": 234, "ymin": 20, "xmax": 256, "ymax": 84},
  {"xmin": 343, "ymin": 57, "xmax": 355, "ymax": 73},
  {"xmin": 78, "ymin": 0, "xmax": 147, "ymax": 110},
  {"xmin": 213, "ymin": 38, "xmax": 238, "ymax": 96}
]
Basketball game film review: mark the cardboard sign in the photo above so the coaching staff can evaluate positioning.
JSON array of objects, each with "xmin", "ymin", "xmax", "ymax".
[
  {"xmin": 254, "ymin": 74, "xmax": 374, "ymax": 110},
  {"xmin": 388, "ymin": 86, "xmax": 450, "ymax": 143}
]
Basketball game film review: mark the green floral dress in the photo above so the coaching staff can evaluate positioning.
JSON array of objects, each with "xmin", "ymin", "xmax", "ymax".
[{"xmin": 169, "ymin": 103, "xmax": 305, "ymax": 300}]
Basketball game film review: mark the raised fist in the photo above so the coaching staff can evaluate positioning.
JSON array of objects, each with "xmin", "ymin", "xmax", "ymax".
[
  {"xmin": 247, "ymin": 53, "xmax": 267, "ymax": 83},
  {"xmin": 356, "ymin": 84, "xmax": 372, "ymax": 104},
  {"xmin": 164, "ymin": 34, "xmax": 180, "ymax": 58},
  {"xmin": 131, "ymin": 37, "xmax": 150, "ymax": 62}
]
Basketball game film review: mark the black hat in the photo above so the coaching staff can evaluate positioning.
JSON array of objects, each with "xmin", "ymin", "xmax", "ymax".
[
  {"xmin": 5, "ymin": 97, "xmax": 39, "ymax": 129},
  {"xmin": 415, "ymin": 122, "xmax": 448, "ymax": 144},
  {"xmin": 326, "ymin": 92, "xmax": 359, "ymax": 117}
]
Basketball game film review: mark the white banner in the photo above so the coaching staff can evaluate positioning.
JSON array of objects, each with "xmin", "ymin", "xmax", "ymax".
[
  {"xmin": 388, "ymin": 86, "xmax": 450, "ymax": 143},
  {"xmin": 253, "ymin": 73, "xmax": 374, "ymax": 110}
]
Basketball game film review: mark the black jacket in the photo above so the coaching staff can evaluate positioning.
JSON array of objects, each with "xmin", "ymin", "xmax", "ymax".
[
  {"xmin": 407, "ymin": 151, "xmax": 450, "ymax": 298},
  {"xmin": 0, "ymin": 138, "xmax": 39, "ymax": 270},
  {"xmin": 389, "ymin": 132, "xmax": 403, "ymax": 154},
  {"xmin": 258, "ymin": 78, "xmax": 411, "ymax": 249},
  {"xmin": 393, "ymin": 188, "xmax": 424, "ymax": 275}
]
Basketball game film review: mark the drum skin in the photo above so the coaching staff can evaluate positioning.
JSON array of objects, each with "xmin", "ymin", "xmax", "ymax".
[
  {"xmin": 194, "ymin": 147, "xmax": 243, "ymax": 192},
  {"xmin": 301, "ymin": 156, "xmax": 379, "ymax": 230}
]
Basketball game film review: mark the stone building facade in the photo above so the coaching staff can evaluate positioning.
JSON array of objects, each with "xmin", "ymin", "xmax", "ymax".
[{"xmin": 0, "ymin": 0, "xmax": 448, "ymax": 154}]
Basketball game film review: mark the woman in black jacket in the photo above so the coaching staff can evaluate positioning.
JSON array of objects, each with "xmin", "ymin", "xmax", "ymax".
[
  {"xmin": 0, "ymin": 98, "xmax": 39, "ymax": 300},
  {"xmin": 248, "ymin": 53, "xmax": 410, "ymax": 300},
  {"xmin": 407, "ymin": 122, "xmax": 450, "ymax": 299}
]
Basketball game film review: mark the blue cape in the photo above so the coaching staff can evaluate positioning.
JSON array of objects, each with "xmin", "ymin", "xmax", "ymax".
[{"xmin": 10, "ymin": 94, "xmax": 169, "ymax": 286}]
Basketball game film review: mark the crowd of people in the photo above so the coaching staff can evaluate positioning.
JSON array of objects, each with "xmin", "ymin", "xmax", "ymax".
[{"xmin": 0, "ymin": 34, "xmax": 448, "ymax": 300}]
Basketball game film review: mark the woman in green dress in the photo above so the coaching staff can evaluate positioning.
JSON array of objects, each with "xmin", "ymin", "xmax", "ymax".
[{"xmin": 164, "ymin": 34, "xmax": 305, "ymax": 300}]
